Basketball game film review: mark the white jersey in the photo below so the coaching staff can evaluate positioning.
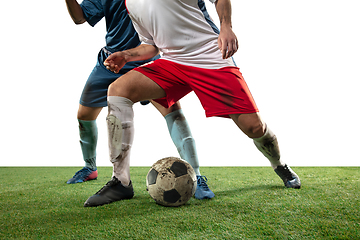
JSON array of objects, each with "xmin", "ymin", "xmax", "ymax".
[{"xmin": 126, "ymin": 0, "xmax": 235, "ymax": 69}]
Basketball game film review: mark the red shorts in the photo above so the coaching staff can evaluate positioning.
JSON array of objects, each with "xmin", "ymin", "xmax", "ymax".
[{"xmin": 134, "ymin": 59, "xmax": 259, "ymax": 118}]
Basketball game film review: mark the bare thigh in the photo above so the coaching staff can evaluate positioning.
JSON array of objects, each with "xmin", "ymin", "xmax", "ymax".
[{"xmin": 108, "ymin": 70, "xmax": 166, "ymax": 102}]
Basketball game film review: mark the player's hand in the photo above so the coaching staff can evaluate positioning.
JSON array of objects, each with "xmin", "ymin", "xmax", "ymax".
[
  {"xmin": 218, "ymin": 26, "xmax": 238, "ymax": 59},
  {"xmin": 104, "ymin": 52, "xmax": 127, "ymax": 74}
]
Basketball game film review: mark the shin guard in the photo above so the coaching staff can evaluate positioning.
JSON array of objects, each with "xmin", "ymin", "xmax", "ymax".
[
  {"xmin": 107, "ymin": 96, "xmax": 134, "ymax": 163},
  {"xmin": 165, "ymin": 109, "xmax": 201, "ymax": 175},
  {"xmin": 78, "ymin": 119, "xmax": 98, "ymax": 170},
  {"xmin": 253, "ymin": 127, "xmax": 284, "ymax": 169}
]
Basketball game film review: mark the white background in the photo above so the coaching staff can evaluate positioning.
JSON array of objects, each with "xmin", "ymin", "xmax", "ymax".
[{"xmin": 0, "ymin": 0, "xmax": 359, "ymax": 167}]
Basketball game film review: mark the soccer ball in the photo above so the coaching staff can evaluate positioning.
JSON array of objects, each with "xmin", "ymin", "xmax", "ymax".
[{"xmin": 146, "ymin": 157, "xmax": 197, "ymax": 207}]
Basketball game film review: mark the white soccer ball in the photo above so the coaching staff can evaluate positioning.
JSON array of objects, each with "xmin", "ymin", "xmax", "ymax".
[{"xmin": 146, "ymin": 157, "xmax": 197, "ymax": 207}]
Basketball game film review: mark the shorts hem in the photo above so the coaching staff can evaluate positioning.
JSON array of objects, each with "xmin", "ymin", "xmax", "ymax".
[
  {"xmin": 79, "ymin": 101, "xmax": 108, "ymax": 108},
  {"xmin": 206, "ymin": 109, "xmax": 259, "ymax": 118}
]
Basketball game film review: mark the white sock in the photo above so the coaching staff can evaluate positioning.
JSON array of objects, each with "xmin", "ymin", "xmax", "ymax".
[
  {"xmin": 107, "ymin": 96, "xmax": 134, "ymax": 186},
  {"xmin": 253, "ymin": 126, "xmax": 284, "ymax": 169}
]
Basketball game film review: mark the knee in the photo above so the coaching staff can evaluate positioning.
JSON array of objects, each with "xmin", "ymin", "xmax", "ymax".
[
  {"xmin": 108, "ymin": 78, "xmax": 133, "ymax": 99},
  {"xmin": 77, "ymin": 107, "xmax": 89, "ymax": 120},
  {"xmin": 231, "ymin": 113, "xmax": 266, "ymax": 139},
  {"xmin": 160, "ymin": 103, "xmax": 182, "ymax": 117},
  {"xmin": 170, "ymin": 102, "xmax": 181, "ymax": 111},
  {"xmin": 77, "ymin": 105, "xmax": 102, "ymax": 121},
  {"xmin": 243, "ymin": 122, "xmax": 266, "ymax": 139},
  {"xmin": 108, "ymin": 81, "xmax": 119, "ymax": 96},
  {"xmin": 77, "ymin": 109, "xmax": 86, "ymax": 120}
]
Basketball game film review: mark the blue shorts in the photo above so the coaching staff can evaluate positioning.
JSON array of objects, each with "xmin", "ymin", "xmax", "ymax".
[{"xmin": 80, "ymin": 48, "xmax": 159, "ymax": 107}]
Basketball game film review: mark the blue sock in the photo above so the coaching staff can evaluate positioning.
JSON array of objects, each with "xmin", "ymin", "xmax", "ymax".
[
  {"xmin": 165, "ymin": 109, "xmax": 201, "ymax": 175},
  {"xmin": 78, "ymin": 119, "xmax": 98, "ymax": 170}
]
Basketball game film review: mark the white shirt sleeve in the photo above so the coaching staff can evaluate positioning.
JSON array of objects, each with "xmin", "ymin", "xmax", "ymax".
[{"xmin": 207, "ymin": 0, "xmax": 217, "ymax": 3}]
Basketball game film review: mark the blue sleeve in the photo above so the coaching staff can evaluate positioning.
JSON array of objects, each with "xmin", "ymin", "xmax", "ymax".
[{"xmin": 80, "ymin": 0, "xmax": 104, "ymax": 27}]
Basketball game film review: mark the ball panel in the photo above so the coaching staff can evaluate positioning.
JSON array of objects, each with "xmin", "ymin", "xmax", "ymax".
[
  {"xmin": 156, "ymin": 170, "xmax": 175, "ymax": 191},
  {"xmin": 174, "ymin": 174, "xmax": 197, "ymax": 203},
  {"xmin": 147, "ymin": 168, "xmax": 158, "ymax": 185},
  {"xmin": 147, "ymin": 184, "xmax": 165, "ymax": 205},
  {"xmin": 163, "ymin": 189, "xmax": 181, "ymax": 203},
  {"xmin": 170, "ymin": 161, "xmax": 188, "ymax": 177}
]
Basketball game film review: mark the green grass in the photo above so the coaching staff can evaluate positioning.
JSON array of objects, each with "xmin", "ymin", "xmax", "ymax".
[{"xmin": 0, "ymin": 167, "xmax": 359, "ymax": 239}]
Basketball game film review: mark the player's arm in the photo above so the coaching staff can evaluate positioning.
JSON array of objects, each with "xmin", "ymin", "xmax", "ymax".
[
  {"xmin": 214, "ymin": 0, "xmax": 238, "ymax": 59},
  {"xmin": 104, "ymin": 44, "xmax": 160, "ymax": 74},
  {"xmin": 65, "ymin": 0, "xmax": 86, "ymax": 24}
]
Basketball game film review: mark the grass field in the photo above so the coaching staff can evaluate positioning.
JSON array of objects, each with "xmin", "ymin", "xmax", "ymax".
[{"xmin": 1, "ymin": 167, "xmax": 359, "ymax": 239}]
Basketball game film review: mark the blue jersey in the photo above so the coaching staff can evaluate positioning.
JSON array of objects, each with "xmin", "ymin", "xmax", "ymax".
[
  {"xmin": 81, "ymin": 0, "xmax": 156, "ymax": 72},
  {"xmin": 80, "ymin": 0, "xmax": 139, "ymax": 52}
]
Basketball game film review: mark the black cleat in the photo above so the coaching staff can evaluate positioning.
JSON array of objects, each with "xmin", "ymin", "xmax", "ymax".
[
  {"xmin": 140, "ymin": 100, "xmax": 150, "ymax": 105},
  {"xmin": 84, "ymin": 177, "xmax": 134, "ymax": 207},
  {"xmin": 274, "ymin": 164, "xmax": 301, "ymax": 189}
]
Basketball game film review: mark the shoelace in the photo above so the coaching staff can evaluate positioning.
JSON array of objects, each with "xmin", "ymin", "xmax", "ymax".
[
  {"xmin": 95, "ymin": 177, "xmax": 119, "ymax": 195},
  {"xmin": 72, "ymin": 168, "xmax": 92, "ymax": 178},
  {"xmin": 197, "ymin": 176, "xmax": 210, "ymax": 190},
  {"xmin": 279, "ymin": 165, "xmax": 295, "ymax": 181}
]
